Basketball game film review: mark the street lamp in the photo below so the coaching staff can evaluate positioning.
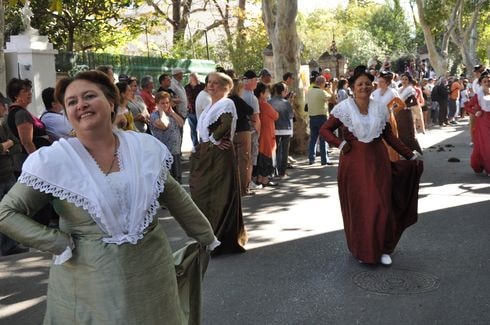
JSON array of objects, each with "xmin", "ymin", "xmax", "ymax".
[{"xmin": 197, "ymin": 29, "xmax": 210, "ymax": 60}]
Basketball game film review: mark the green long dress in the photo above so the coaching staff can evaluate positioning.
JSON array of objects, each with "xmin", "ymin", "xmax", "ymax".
[
  {"xmin": 0, "ymin": 176, "xmax": 214, "ymax": 325},
  {"xmin": 189, "ymin": 113, "xmax": 247, "ymax": 255}
]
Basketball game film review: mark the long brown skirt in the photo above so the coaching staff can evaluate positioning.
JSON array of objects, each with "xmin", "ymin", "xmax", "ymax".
[
  {"xmin": 338, "ymin": 138, "xmax": 423, "ymax": 263},
  {"xmin": 189, "ymin": 142, "xmax": 247, "ymax": 255},
  {"xmin": 395, "ymin": 108, "xmax": 422, "ymax": 154}
]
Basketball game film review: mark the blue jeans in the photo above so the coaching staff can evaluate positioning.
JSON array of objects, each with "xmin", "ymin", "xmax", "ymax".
[
  {"xmin": 308, "ymin": 115, "xmax": 329, "ymax": 164},
  {"xmin": 275, "ymin": 135, "xmax": 291, "ymax": 176},
  {"xmin": 448, "ymin": 99, "xmax": 457, "ymax": 119},
  {"xmin": 187, "ymin": 112, "xmax": 199, "ymax": 148}
]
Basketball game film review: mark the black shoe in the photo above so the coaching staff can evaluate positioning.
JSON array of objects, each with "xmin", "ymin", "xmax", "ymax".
[
  {"xmin": 308, "ymin": 160, "xmax": 314, "ymax": 165},
  {"xmin": 449, "ymin": 120, "xmax": 457, "ymax": 125},
  {"xmin": 322, "ymin": 162, "xmax": 335, "ymax": 166},
  {"xmin": 287, "ymin": 163, "xmax": 294, "ymax": 169}
]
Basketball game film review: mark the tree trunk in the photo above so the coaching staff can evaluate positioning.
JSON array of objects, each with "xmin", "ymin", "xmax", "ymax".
[
  {"xmin": 67, "ymin": 27, "xmax": 75, "ymax": 52},
  {"xmin": 415, "ymin": 0, "xmax": 449, "ymax": 76},
  {"xmin": 230, "ymin": 0, "xmax": 246, "ymax": 70},
  {"xmin": 262, "ymin": 0, "xmax": 308, "ymax": 155},
  {"xmin": 449, "ymin": 0, "xmax": 484, "ymax": 78},
  {"xmin": 0, "ymin": 1, "xmax": 6, "ymax": 93}
]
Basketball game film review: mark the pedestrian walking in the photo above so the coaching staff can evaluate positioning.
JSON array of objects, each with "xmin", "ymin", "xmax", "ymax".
[
  {"xmin": 190, "ymin": 72, "xmax": 247, "ymax": 255},
  {"xmin": 464, "ymin": 71, "xmax": 490, "ymax": 175},
  {"xmin": 320, "ymin": 65, "xmax": 423, "ymax": 265}
]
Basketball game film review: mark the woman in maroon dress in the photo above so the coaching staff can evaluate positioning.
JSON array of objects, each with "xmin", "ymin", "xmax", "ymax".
[{"xmin": 320, "ymin": 66, "xmax": 423, "ymax": 265}]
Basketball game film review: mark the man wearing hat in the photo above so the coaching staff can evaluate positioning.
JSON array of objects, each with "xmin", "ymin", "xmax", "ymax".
[
  {"xmin": 0, "ymin": 92, "xmax": 25, "ymax": 256},
  {"xmin": 241, "ymin": 70, "xmax": 262, "ymax": 190},
  {"xmin": 169, "ymin": 67, "xmax": 188, "ymax": 120},
  {"xmin": 259, "ymin": 69, "xmax": 272, "ymax": 86}
]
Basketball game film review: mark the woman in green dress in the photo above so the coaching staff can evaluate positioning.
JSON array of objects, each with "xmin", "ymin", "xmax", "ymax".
[
  {"xmin": 190, "ymin": 72, "xmax": 247, "ymax": 255},
  {"xmin": 0, "ymin": 70, "xmax": 219, "ymax": 324}
]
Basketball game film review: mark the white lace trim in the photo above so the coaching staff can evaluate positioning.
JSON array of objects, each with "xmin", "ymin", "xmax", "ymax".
[
  {"xmin": 18, "ymin": 172, "xmax": 108, "ymax": 230},
  {"xmin": 18, "ymin": 153, "xmax": 173, "ymax": 246},
  {"xmin": 197, "ymin": 97, "xmax": 237, "ymax": 143},
  {"xmin": 332, "ymin": 98, "xmax": 388, "ymax": 143},
  {"xmin": 477, "ymin": 88, "xmax": 490, "ymax": 112}
]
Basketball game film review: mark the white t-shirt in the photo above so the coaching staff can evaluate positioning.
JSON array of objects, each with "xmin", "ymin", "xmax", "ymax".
[
  {"xmin": 40, "ymin": 111, "xmax": 73, "ymax": 141},
  {"xmin": 241, "ymin": 90, "xmax": 259, "ymax": 114},
  {"xmin": 195, "ymin": 90, "xmax": 212, "ymax": 120}
]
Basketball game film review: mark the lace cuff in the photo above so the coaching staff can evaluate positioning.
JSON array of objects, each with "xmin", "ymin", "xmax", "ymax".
[
  {"xmin": 209, "ymin": 134, "xmax": 221, "ymax": 146},
  {"xmin": 339, "ymin": 140, "xmax": 347, "ymax": 151},
  {"xmin": 206, "ymin": 236, "xmax": 221, "ymax": 251},
  {"xmin": 53, "ymin": 237, "xmax": 75, "ymax": 265},
  {"xmin": 410, "ymin": 151, "xmax": 423, "ymax": 160}
]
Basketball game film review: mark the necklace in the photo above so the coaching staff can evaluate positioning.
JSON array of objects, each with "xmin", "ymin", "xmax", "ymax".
[
  {"xmin": 84, "ymin": 135, "xmax": 119, "ymax": 176},
  {"xmin": 105, "ymin": 136, "xmax": 119, "ymax": 176},
  {"xmin": 105, "ymin": 151, "xmax": 118, "ymax": 176}
]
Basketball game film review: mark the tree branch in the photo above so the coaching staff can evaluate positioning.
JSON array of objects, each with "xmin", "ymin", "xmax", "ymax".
[
  {"xmin": 261, "ymin": 0, "xmax": 275, "ymax": 38},
  {"xmin": 146, "ymin": 0, "xmax": 175, "ymax": 27}
]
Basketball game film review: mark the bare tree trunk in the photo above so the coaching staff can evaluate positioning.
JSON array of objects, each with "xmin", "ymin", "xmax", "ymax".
[
  {"xmin": 449, "ymin": 0, "xmax": 485, "ymax": 78},
  {"xmin": 415, "ymin": 0, "xmax": 450, "ymax": 76},
  {"xmin": 0, "ymin": 0, "xmax": 6, "ymax": 93},
  {"xmin": 262, "ymin": 0, "xmax": 308, "ymax": 155}
]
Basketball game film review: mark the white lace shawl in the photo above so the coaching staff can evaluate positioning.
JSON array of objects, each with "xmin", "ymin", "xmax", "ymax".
[
  {"xmin": 372, "ymin": 87, "xmax": 400, "ymax": 107},
  {"xmin": 331, "ymin": 97, "xmax": 389, "ymax": 143},
  {"xmin": 398, "ymin": 85, "xmax": 416, "ymax": 101},
  {"xmin": 19, "ymin": 130, "xmax": 173, "ymax": 262},
  {"xmin": 476, "ymin": 88, "xmax": 490, "ymax": 112},
  {"xmin": 197, "ymin": 97, "xmax": 237, "ymax": 144}
]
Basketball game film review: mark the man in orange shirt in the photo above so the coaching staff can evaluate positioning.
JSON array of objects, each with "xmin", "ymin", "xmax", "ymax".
[{"xmin": 448, "ymin": 77, "xmax": 463, "ymax": 124}]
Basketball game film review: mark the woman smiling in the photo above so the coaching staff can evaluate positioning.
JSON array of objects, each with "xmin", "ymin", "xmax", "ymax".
[
  {"xmin": 0, "ymin": 70, "xmax": 218, "ymax": 323},
  {"xmin": 320, "ymin": 66, "xmax": 423, "ymax": 266}
]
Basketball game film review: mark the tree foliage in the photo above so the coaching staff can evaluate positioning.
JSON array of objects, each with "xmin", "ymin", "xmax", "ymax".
[
  {"xmin": 6, "ymin": 0, "xmax": 136, "ymax": 52},
  {"xmin": 339, "ymin": 29, "xmax": 386, "ymax": 68},
  {"xmin": 297, "ymin": 1, "xmax": 414, "ymax": 70},
  {"xmin": 215, "ymin": 16, "xmax": 268, "ymax": 74}
]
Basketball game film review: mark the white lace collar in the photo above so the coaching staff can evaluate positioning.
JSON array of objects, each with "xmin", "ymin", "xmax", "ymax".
[
  {"xmin": 197, "ymin": 97, "xmax": 237, "ymax": 144},
  {"xmin": 19, "ymin": 130, "xmax": 173, "ymax": 245},
  {"xmin": 477, "ymin": 88, "xmax": 490, "ymax": 112},
  {"xmin": 398, "ymin": 85, "xmax": 415, "ymax": 100},
  {"xmin": 331, "ymin": 97, "xmax": 389, "ymax": 143}
]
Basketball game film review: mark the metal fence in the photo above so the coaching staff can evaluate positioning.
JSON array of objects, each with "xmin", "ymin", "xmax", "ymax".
[{"xmin": 55, "ymin": 51, "xmax": 216, "ymax": 83}]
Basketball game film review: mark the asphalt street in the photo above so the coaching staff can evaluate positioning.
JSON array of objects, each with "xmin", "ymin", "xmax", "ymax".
[{"xmin": 1, "ymin": 119, "xmax": 489, "ymax": 324}]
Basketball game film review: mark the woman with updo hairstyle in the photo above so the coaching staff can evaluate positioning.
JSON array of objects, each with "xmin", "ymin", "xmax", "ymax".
[
  {"xmin": 255, "ymin": 82, "xmax": 279, "ymax": 186},
  {"xmin": 228, "ymin": 77, "xmax": 255, "ymax": 196},
  {"xmin": 464, "ymin": 71, "xmax": 490, "ymax": 175},
  {"xmin": 0, "ymin": 70, "xmax": 219, "ymax": 323},
  {"xmin": 372, "ymin": 70, "xmax": 406, "ymax": 161},
  {"xmin": 115, "ymin": 81, "xmax": 137, "ymax": 131},
  {"xmin": 336, "ymin": 79, "xmax": 350, "ymax": 103},
  {"xmin": 397, "ymin": 73, "xmax": 423, "ymax": 154},
  {"xmin": 320, "ymin": 65, "xmax": 423, "ymax": 266},
  {"xmin": 190, "ymin": 71, "xmax": 248, "ymax": 255},
  {"xmin": 127, "ymin": 76, "xmax": 151, "ymax": 133}
]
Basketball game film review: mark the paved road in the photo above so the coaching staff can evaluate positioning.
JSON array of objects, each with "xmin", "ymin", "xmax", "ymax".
[{"xmin": 1, "ymin": 120, "xmax": 489, "ymax": 324}]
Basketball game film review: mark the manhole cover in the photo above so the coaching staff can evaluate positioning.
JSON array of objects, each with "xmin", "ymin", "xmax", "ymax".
[{"xmin": 353, "ymin": 268, "xmax": 440, "ymax": 295}]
